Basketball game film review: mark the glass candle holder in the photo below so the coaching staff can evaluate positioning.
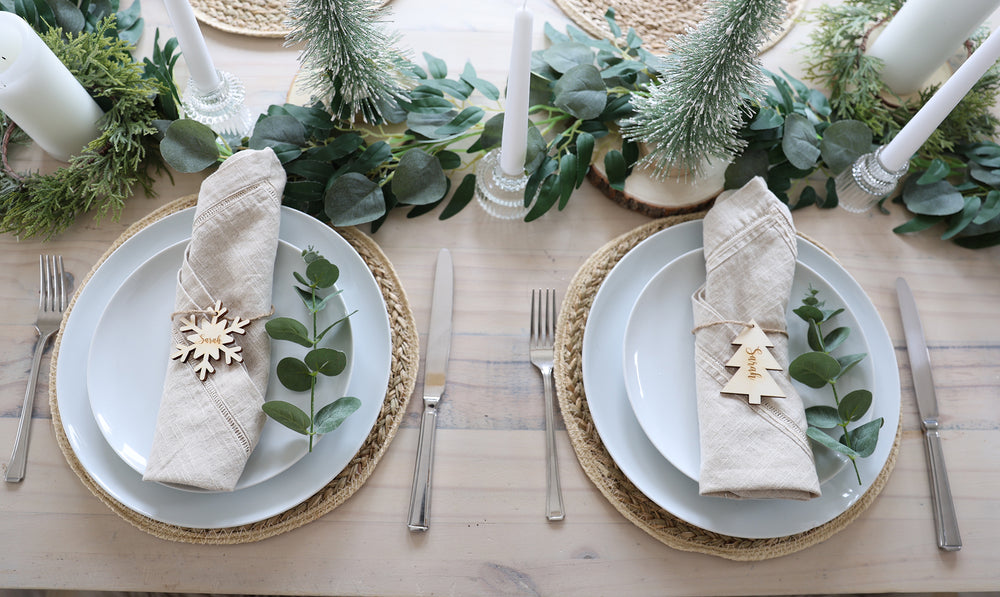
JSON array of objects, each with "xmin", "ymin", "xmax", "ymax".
[
  {"xmin": 834, "ymin": 146, "xmax": 909, "ymax": 213},
  {"xmin": 474, "ymin": 148, "xmax": 538, "ymax": 220},
  {"xmin": 182, "ymin": 70, "xmax": 254, "ymax": 140}
]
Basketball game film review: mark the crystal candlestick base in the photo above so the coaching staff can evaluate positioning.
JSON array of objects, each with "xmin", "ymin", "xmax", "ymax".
[
  {"xmin": 835, "ymin": 146, "xmax": 909, "ymax": 213},
  {"xmin": 182, "ymin": 70, "xmax": 254, "ymax": 140},
  {"xmin": 475, "ymin": 148, "xmax": 538, "ymax": 220}
]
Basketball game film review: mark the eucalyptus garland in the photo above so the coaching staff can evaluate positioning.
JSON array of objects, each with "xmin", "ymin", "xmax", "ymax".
[{"xmin": 0, "ymin": 11, "xmax": 173, "ymax": 239}]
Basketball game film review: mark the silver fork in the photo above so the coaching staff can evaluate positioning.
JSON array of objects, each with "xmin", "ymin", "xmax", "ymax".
[
  {"xmin": 6, "ymin": 255, "xmax": 67, "ymax": 483},
  {"xmin": 530, "ymin": 288, "xmax": 565, "ymax": 521}
]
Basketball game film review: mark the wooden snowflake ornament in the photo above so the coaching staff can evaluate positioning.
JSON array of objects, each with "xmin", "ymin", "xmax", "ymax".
[
  {"xmin": 171, "ymin": 300, "xmax": 250, "ymax": 380},
  {"xmin": 720, "ymin": 319, "xmax": 786, "ymax": 405}
]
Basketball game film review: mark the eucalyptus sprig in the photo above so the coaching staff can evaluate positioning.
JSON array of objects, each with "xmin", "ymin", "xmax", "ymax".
[
  {"xmin": 263, "ymin": 248, "xmax": 361, "ymax": 452},
  {"xmin": 789, "ymin": 287, "xmax": 883, "ymax": 485}
]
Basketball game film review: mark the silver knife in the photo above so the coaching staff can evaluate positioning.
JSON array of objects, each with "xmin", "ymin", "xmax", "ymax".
[
  {"xmin": 896, "ymin": 277, "xmax": 961, "ymax": 551},
  {"xmin": 407, "ymin": 248, "xmax": 453, "ymax": 531}
]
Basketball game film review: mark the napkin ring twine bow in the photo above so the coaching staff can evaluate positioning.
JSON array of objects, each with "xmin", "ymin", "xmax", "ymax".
[{"xmin": 169, "ymin": 299, "xmax": 274, "ymax": 381}]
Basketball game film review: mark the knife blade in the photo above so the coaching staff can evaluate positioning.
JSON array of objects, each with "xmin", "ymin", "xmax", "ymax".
[
  {"xmin": 896, "ymin": 277, "xmax": 961, "ymax": 551},
  {"xmin": 407, "ymin": 248, "xmax": 453, "ymax": 531}
]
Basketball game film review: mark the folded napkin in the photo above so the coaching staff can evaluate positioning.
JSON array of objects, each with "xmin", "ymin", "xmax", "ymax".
[
  {"xmin": 691, "ymin": 176, "xmax": 821, "ymax": 500},
  {"xmin": 144, "ymin": 148, "xmax": 286, "ymax": 491}
]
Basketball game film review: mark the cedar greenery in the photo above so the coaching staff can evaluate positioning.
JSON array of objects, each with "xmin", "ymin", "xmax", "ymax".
[{"xmin": 0, "ymin": 16, "xmax": 168, "ymax": 239}]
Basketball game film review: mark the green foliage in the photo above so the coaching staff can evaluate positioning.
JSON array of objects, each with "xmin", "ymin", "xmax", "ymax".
[
  {"xmin": 156, "ymin": 12, "xmax": 658, "ymax": 227},
  {"xmin": 725, "ymin": 69, "xmax": 872, "ymax": 209},
  {"xmin": 789, "ymin": 287, "xmax": 883, "ymax": 485},
  {"xmin": 263, "ymin": 247, "xmax": 360, "ymax": 451},
  {"xmin": 0, "ymin": 17, "xmax": 167, "ymax": 239},
  {"xmin": 1, "ymin": 0, "xmax": 144, "ymax": 43},
  {"xmin": 802, "ymin": 0, "xmax": 1000, "ymax": 158}
]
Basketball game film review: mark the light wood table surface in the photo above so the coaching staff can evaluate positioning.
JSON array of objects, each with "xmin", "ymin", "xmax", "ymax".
[{"xmin": 2, "ymin": 1, "xmax": 999, "ymax": 594}]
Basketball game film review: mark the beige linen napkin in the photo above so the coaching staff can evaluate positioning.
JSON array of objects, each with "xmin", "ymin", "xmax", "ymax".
[
  {"xmin": 144, "ymin": 148, "xmax": 286, "ymax": 491},
  {"xmin": 691, "ymin": 176, "xmax": 821, "ymax": 500}
]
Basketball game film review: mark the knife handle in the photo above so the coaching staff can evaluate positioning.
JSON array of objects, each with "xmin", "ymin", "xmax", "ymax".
[
  {"xmin": 407, "ymin": 405, "xmax": 438, "ymax": 531},
  {"xmin": 924, "ymin": 427, "xmax": 962, "ymax": 551}
]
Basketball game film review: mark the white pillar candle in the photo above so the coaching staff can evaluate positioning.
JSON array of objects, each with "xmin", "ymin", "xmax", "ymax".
[
  {"xmin": 867, "ymin": 0, "xmax": 1000, "ymax": 95},
  {"xmin": 0, "ymin": 12, "xmax": 103, "ymax": 162},
  {"xmin": 880, "ymin": 24, "xmax": 1000, "ymax": 171},
  {"xmin": 499, "ymin": 4, "xmax": 534, "ymax": 177},
  {"xmin": 163, "ymin": 0, "xmax": 221, "ymax": 91}
]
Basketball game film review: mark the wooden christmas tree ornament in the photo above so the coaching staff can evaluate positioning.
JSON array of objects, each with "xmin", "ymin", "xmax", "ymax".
[
  {"xmin": 171, "ymin": 300, "xmax": 250, "ymax": 380},
  {"xmin": 720, "ymin": 319, "xmax": 786, "ymax": 405}
]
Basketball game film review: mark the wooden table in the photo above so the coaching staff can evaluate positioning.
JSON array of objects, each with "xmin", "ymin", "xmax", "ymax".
[{"xmin": 2, "ymin": 1, "xmax": 999, "ymax": 594}]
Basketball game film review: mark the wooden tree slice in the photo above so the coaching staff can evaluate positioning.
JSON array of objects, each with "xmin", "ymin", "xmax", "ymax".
[{"xmin": 588, "ymin": 133, "xmax": 726, "ymax": 217}]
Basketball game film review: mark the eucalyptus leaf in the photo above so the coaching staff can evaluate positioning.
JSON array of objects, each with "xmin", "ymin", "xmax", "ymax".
[
  {"xmin": 435, "ymin": 106, "xmax": 484, "ymax": 137},
  {"xmin": 834, "ymin": 353, "xmax": 867, "ymax": 380},
  {"xmin": 423, "ymin": 52, "xmax": 448, "ymax": 79},
  {"xmin": 819, "ymin": 119, "xmax": 871, "ymax": 174},
  {"xmin": 916, "ymin": 159, "xmax": 950, "ymax": 184},
  {"xmin": 392, "ymin": 149, "xmax": 448, "ymax": 205},
  {"xmin": 276, "ymin": 357, "xmax": 314, "ymax": 392},
  {"xmin": 973, "ymin": 190, "xmax": 1000, "ymax": 224},
  {"xmin": 543, "ymin": 41, "xmax": 595, "ymax": 73},
  {"xmin": 440, "ymin": 174, "xmax": 476, "ymax": 220},
  {"xmin": 525, "ymin": 172, "xmax": 560, "ymax": 221},
  {"xmin": 750, "ymin": 108, "xmax": 784, "ymax": 131},
  {"xmin": 782, "ymin": 113, "xmax": 821, "ymax": 170},
  {"xmin": 160, "ymin": 119, "xmax": 219, "ymax": 173},
  {"xmin": 49, "ymin": 0, "xmax": 85, "ymax": 32},
  {"xmin": 604, "ymin": 149, "xmax": 627, "ymax": 191},
  {"xmin": 969, "ymin": 162, "xmax": 1000, "ymax": 188},
  {"xmin": 805, "ymin": 405, "xmax": 841, "ymax": 429},
  {"xmin": 793, "ymin": 304, "xmax": 824, "ymax": 323},
  {"xmin": 324, "ymin": 173, "xmax": 386, "ymax": 226},
  {"xmin": 789, "ymin": 351, "xmax": 841, "ymax": 388},
  {"xmin": 552, "ymin": 64, "xmax": 606, "ymax": 121},
  {"xmin": 823, "ymin": 326, "xmax": 850, "ymax": 353},
  {"xmin": 838, "ymin": 389, "xmax": 873, "ymax": 422},
  {"xmin": 941, "ymin": 195, "xmax": 982, "ymax": 240},
  {"xmin": 307, "ymin": 133, "xmax": 363, "ymax": 162},
  {"xmin": 305, "ymin": 348, "xmax": 347, "ymax": 376},
  {"xmin": 893, "ymin": 214, "xmax": 941, "ymax": 234},
  {"xmin": 807, "ymin": 426, "xmax": 859, "ymax": 458},
  {"xmin": 849, "ymin": 418, "xmax": 884, "ymax": 458},
  {"xmin": 265, "ymin": 317, "xmax": 313, "ymax": 347},
  {"xmin": 574, "ymin": 131, "xmax": 594, "ymax": 186},
  {"xmin": 314, "ymin": 396, "xmax": 362, "ymax": 434},
  {"xmin": 306, "ymin": 257, "xmax": 339, "ymax": 288},
  {"xmin": 724, "ymin": 149, "xmax": 769, "ymax": 190},
  {"xmin": 902, "ymin": 178, "xmax": 965, "ymax": 216},
  {"xmin": 558, "ymin": 153, "xmax": 578, "ymax": 208},
  {"xmin": 261, "ymin": 400, "xmax": 311, "ymax": 435},
  {"xmin": 249, "ymin": 114, "xmax": 306, "ymax": 151},
  {"xmin": 460, "ymin": 62, "xmax": 500, "ymax": 100}
]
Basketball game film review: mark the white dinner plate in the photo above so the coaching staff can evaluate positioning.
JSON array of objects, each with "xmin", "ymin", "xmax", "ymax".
[
  {"xmin": 582, "ymin": 220, "xmax": 900, "ymax": 539},
  {"xmin": 622, "ymin": 248, "xmax": 864, "ymax": 483},
  {"xmin": 86, "ymin": 239, "xmax": 352, "ymax": 491},
  {"xmin": 56, "ymin": 206, "xmax": 391, "ymax": 528}
]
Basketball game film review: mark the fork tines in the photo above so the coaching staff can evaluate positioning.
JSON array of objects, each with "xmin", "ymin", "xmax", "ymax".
[
  {"xmin": 40, "ymin": 255, "xmax": 66, "ymax": 313},
  {"xmin": 531, "ymin": 288, "xmax": 556, "ymax": 344}
]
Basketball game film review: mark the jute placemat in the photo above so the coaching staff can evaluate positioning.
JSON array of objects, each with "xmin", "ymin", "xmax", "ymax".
[
  {"xmin": 49, "ymin": 195, "xmax": 418, "ymax": 544},
  {"xmin": 553, "ymin": 0, "xmax": 805, "ymax": 54},
  {"xmin": 190, "ymin": 0, "xmax": 392, "ymax": 38},
  {"xmin": 553, "ymin": 214, "xmax": 902, "ymax": 561}
]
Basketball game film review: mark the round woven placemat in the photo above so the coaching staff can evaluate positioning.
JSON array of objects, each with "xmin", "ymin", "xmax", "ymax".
[
  {"xmin": 553, "ymin": 0, "xmax": 805, "ymax": 54},
  {"xmin": 189, "ymin": 0, "xmax": 392, "ymax": 38},
  {"xmin": 553, "ymin": 214, "xmax": 902, "ymax": 561},
  {"xmin": 48, "ymin": 195, "xmax": 418, "ymax": 544}
]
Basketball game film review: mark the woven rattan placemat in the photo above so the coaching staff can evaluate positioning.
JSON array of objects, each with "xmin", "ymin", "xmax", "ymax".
[
  {"xmin": 552, "ymin": 214, "xmax": 901, "ymax": 561},
  {"xmin": 189, "ymin": 0, "xmax": 392, "ymax": 38},
  {"xmin": 554, "ymin": 0, "xmax": 805, "ymax": 54},
  {"xmin": 49, "ymin": 195, "xmax": 418, "ymax": 544}
]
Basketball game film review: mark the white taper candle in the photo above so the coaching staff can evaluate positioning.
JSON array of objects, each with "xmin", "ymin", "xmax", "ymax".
[
  {"xmin": 163, "ymin": 0, "xmax": 221, "ymax": 91},
  {"xmin": 0, "ymin": 12, "xmax": 104, "ymax": 162},
  {"xmin": 868, "ymin": 0, "xmax": 1000, "ymax": 95},
  {"xmin": 499, "ymin": 4, "xmax": 534, "ymax": 177},
  {"xmin": 880, "ymin": 23, "xmax": 1000, "ymax": 171}
]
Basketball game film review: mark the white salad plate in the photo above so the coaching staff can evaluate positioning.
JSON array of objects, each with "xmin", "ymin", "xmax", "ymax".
[
  {"xmin": 622, "ymin": 248, "xmax": 864, "ymax": 484},
  {"xmin": 582, "ymin": 220, "xmax": 899, "ymax": 539},
  {"xmin": 56, "ymin": 206, "xmax": 391, "ymax": 528},
  {"xmin": 86, "ymin": 238, "xmax": 352, "ymax": 491}
]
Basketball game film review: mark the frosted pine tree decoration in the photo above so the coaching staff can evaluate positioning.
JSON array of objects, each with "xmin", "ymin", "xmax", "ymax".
[
  {"xmin": 285, "ymin": 0, "xmax": 412, "ymax": 122},
  {"xmin": 622, "ymin": 0, "xmax": 786, "ymax": 178}
]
